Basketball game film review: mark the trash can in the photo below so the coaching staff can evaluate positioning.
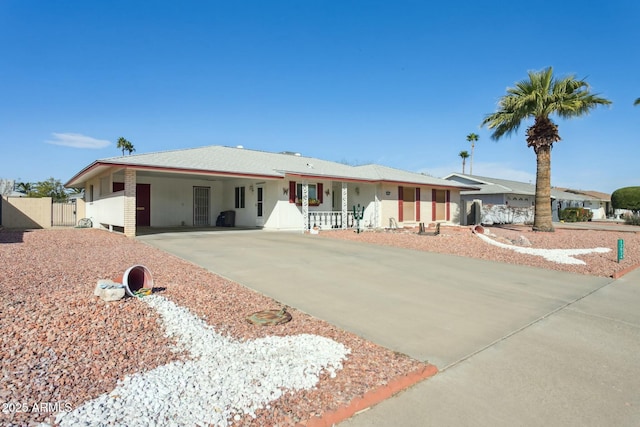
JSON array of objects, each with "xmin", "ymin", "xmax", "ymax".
[
  {"xmin": 223, "ymin": 210, "xmax": 235, "ymax": 227},
  {"xmin": 216, "ymin": 212, "xmax": 225, "ymax": 227}
]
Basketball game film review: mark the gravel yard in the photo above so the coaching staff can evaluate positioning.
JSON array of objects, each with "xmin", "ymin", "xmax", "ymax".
[
  {"xmin": 1, "ymin": 224, "xmax": 638, "ymax": 426},
  {"xmin": 320, "ymin": 224, "xmax": 640, "ymax": 278},
  {"xmin": 0, "ymin": 228, "xmax": 425, "ymax": 426}
]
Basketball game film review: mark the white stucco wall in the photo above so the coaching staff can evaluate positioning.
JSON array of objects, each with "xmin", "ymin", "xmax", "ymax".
[
  {"xmin": 80, "ymin": 170, "xmax": 463, "ymax": 231},
  {"xmin": 136, "ymin": 176, "xmax": 223, "ymax": 227}
]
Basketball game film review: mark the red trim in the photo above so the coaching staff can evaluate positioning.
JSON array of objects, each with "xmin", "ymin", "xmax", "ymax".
[
  {"xmin": 415, "ymin": 188, "xmax": 421, "ymax": 221},
  {"xmin": 289, "ymin": 181, "xmax": 296, "ymax": 203},
  {"xmin": 66, "ymin": 161, "xmax": 282, "ymax": 187},
  {"xmin": 318, "ymin": 183, "xmax": 323, "ymax": 203},
  {"xmin": 432, "ymin": 189, "xmax": 437, "ymax": 221},
  {"xmin": 398, "ymin": 186, "xmax": 404, "ymax": 222},
  {"xmin": 446, "ymin": 190, "xmax": 450, "ymax": 221}
]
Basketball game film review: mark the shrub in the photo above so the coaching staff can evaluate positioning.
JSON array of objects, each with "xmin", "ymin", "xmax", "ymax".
[
  {"xmin": 624, "ymin": 213, "xmax": 640, "ymax": 226},
  {"xmin": 611, "ymin": 186, "xmax": 640, "ymax": 212},
  {"xmin": 560, "ymin": 207, "xmax": 593, "ymax": 222}
]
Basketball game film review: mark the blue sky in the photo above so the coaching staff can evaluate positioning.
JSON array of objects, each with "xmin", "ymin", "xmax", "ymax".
[{"xmin": 1, "ymin": 1, "xmax": 638, "ymax": 193}]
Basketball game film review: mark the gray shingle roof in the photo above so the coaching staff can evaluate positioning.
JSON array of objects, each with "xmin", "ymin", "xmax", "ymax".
[
  {"xmin": 73, "ymin": 145, "xmax": 467, "ymax": 188},
  {"xmin": 443, "ymin": 173, "xmax": 601, "ymax": 201}
]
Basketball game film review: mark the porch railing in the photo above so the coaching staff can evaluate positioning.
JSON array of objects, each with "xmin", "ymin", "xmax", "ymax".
[{"xmin": 308, "ymin": 211, "xmax": 355, "ymax": 230}]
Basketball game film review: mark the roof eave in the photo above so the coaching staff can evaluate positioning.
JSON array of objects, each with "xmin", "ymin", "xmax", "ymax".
[{"xmin": 65, "ymin": 161, "xmax": 284, "ymax": 187}]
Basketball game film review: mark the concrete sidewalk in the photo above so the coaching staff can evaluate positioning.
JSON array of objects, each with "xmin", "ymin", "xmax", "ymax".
[
  {"xmin": 341, "ymin": 267, "xmax": 640, "ymax": 427},
  {"xmin": 138, "ymin": 230, "xmax": 640, "ymax": 426}
]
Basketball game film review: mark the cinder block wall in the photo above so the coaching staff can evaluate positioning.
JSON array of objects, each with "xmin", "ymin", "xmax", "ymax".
[{"xmin": 1, "ymin": 197, "xmax": 52, "ymax": 228}]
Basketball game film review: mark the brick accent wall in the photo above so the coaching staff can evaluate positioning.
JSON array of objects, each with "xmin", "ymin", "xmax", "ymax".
[{"xmin": 124, "ymin": 169, "xmax": 136, "ymax": 237}]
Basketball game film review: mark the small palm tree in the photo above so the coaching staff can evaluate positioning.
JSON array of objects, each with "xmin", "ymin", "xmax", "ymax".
[
  {"xmin": 481, "ymin": 66, "xmax": 611, "ymax": 232},
  {"xmin": 116, "ymin": 137, "xmax": 135, "ymax": 156},
  {"xmin": 466, "ymin": 133, "xmax": 479, "ymax": 174},
  {"xmin": 459, "ymin": 150, "xmax": 470, "ymax": 174},
  {"xmin": 16, "ymin": 182, "xmax": 33, "ymax": 194}
]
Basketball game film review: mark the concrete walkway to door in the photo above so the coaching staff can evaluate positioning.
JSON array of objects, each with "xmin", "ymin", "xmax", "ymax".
[{"xmin": 138, "ymin": 230, "xmax": 640, "ymax": 426}]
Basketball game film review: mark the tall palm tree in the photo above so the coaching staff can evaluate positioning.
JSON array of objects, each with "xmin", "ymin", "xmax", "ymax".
[
  {"xmin": 481, "ymin": 66, "xmax": 611, "ymax": 232},
  {"xmin": 459, "ymin": 150, "xmax": 470, "ymax": 174},
  {"xmin": 634, "ymin": 98, "xmax": 640, "ymax": 106},
  {"xmin": 466, "ymin": 133, "xmax": 479, "ymax": 174}
]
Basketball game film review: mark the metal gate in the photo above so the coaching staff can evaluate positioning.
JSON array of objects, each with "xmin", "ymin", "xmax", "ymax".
[
  {"xmin": 52, "ymin": 200, "xmax": 77, "ymax": 227},
  {"xmin": 193, "ymin": 186, "xmax": 210, "ymax": 226}
]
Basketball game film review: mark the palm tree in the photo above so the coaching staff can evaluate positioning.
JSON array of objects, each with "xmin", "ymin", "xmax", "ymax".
[
  {"xmin": 116, "ymin": 137, "xmax": 135, "ymax": 156},
  {"xmin": 466, "ymin": 133, "xmax": 479, "ymax": 174},
  {"xmin": 459, "ymin": 150, "xmax": 470, "ymax": 174},
  {"xmin": 16, "ymin": 182, "xmax": 33, "ymax": 194},
  {"xmin": 482, "ymin": 67, "xmax": 611, "ymax": 232},
  {"xmin": 634, "ymin": 98, "xmax": 640, "ymax": 106}
]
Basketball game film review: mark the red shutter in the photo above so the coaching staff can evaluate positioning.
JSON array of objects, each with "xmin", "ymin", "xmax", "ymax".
[
  {"xmin": 398, "ymin": 186, "xmax": 404, "ymax": 222},
  {"xmin": 318, "ymin": 183, "xmax": 323, "ymax": 203},
  {"xmin": 415, "ymin": 188, "xmax": 421, "ymax": 221},
  {"xmin": 289, "ymin": 181, "xmax": 296, "ymax": 203},
  {"xmin": 446, "ymin": 190, "xmax": 451, "ymax": 221},
  {"xmin": 432, "ymin": 189, "xmax": 437, "ymax": 221}
]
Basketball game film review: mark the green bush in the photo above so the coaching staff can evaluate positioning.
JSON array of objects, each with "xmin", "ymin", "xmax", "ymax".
[
  {"xmin": 560, "ymin": 207, "xmax": 593, "ymax": 222},
  {"xmin": 624, "ymin": 213, "xmax": 640, "ymax": 226},
  {"xmin": 611, "ymin": 186, "xmax": 640, "ymax": 212}
]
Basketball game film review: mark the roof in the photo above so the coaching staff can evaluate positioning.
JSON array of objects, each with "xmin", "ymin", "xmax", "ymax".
[
  {"xmin": 66, "ymin": 145, "xmax": 474, "ymax": 189},
  {"xmin": 443, "ymin": 173, "xmax": 537, "ymax": 196},
  {"xmin": 443, "ymin": 173, "xmax": 603, "ymax": 201},
  {"xmin": 553, "ymin": 187, "xmax": 611, "ymax": 202}
]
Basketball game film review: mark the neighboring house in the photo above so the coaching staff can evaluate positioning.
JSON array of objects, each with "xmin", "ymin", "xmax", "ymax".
[
  {"xmin": 442, "ymin": 173, "xmax": 608, "ymax": 225},
  {"xmin": 552, "ymin": 188, "xmax": 612, "ymax": 219},
  {"xmin": 65, "ymin": 145, "xmax": 474, "ymax": 237}
]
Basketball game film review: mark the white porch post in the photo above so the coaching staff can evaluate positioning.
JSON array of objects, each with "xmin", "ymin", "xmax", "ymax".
[
  {"xmin": 302, "ymin": 182, "xmax": 309, "ymax": 232},
  {"xmin": 374, "ymin": 187, "xmax": 380, "ymax": 228},
  {"xmin": 341, "ymin": 182, "xmax": 348, "ymax": 229}
]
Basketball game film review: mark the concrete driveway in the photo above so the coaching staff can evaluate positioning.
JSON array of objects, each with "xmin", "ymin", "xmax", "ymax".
[{"xmin": 138, "ymin": 230, "xmax": 640, "ymax": 426}]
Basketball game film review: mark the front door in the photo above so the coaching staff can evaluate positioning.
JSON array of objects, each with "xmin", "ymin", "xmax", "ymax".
[
  {"xmin": 136, "ymin": 184, "xmax": 151, "ymax": 227},
  {"xmin": 256, "ymin": 186, "xmax": 264, "ymax": 227}
]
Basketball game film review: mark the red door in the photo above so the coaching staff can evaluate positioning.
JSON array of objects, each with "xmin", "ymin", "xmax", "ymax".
[{"xmin": 136, "ymin": 184, "xmax": 151, "ymax": 226}]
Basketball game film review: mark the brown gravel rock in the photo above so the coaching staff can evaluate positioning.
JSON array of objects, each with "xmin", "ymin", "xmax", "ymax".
[
  {"xmin": 0, "ymin": 229, "xmax": 425, "ymax": 426},
  {"xmin": 319, "ymin": 224, "xmax": 640, "ymax": 278}
]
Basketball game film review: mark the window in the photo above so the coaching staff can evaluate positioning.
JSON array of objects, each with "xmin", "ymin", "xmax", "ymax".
[
  {"xmin": 296, "ymin": 183, "xmax": 317, "ymax": 202},
  {"xmin": 235, "ymin": 186, "xmax": 245, "ymax": 209},
  {"xmin": 289, "ymin": 181, "xmax": 323, "ymax": 205}
]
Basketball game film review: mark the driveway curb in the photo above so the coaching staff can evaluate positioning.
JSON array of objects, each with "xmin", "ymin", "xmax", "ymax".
[
  {"xmin": 301, "ymin": 364, "xmax": 439, "ymax": 427},
  {"xmin": 612, "ymin": 262, "xmax": 640, "ymax": 279}
]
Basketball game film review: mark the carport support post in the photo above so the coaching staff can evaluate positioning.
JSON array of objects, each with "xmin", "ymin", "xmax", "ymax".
[
  {"xmin": 341, "ymin": 182, "xmax": 348, "ymax": 229},
  {"xmin": 302, "ymin": 182, "xmax": 309, "ymax": 233},
  {"xmin": 124, "ymin": 169, "xmax": 137, "ymax": 238}
]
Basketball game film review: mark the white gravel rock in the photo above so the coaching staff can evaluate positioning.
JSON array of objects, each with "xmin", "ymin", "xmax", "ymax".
[
  {"xmin": 476, "ymin": 233, "xmax": 611, "ymax": 265},
  {"xmin": 57, "ymin": 295, "xmax": 350, "ymax": 426}
]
